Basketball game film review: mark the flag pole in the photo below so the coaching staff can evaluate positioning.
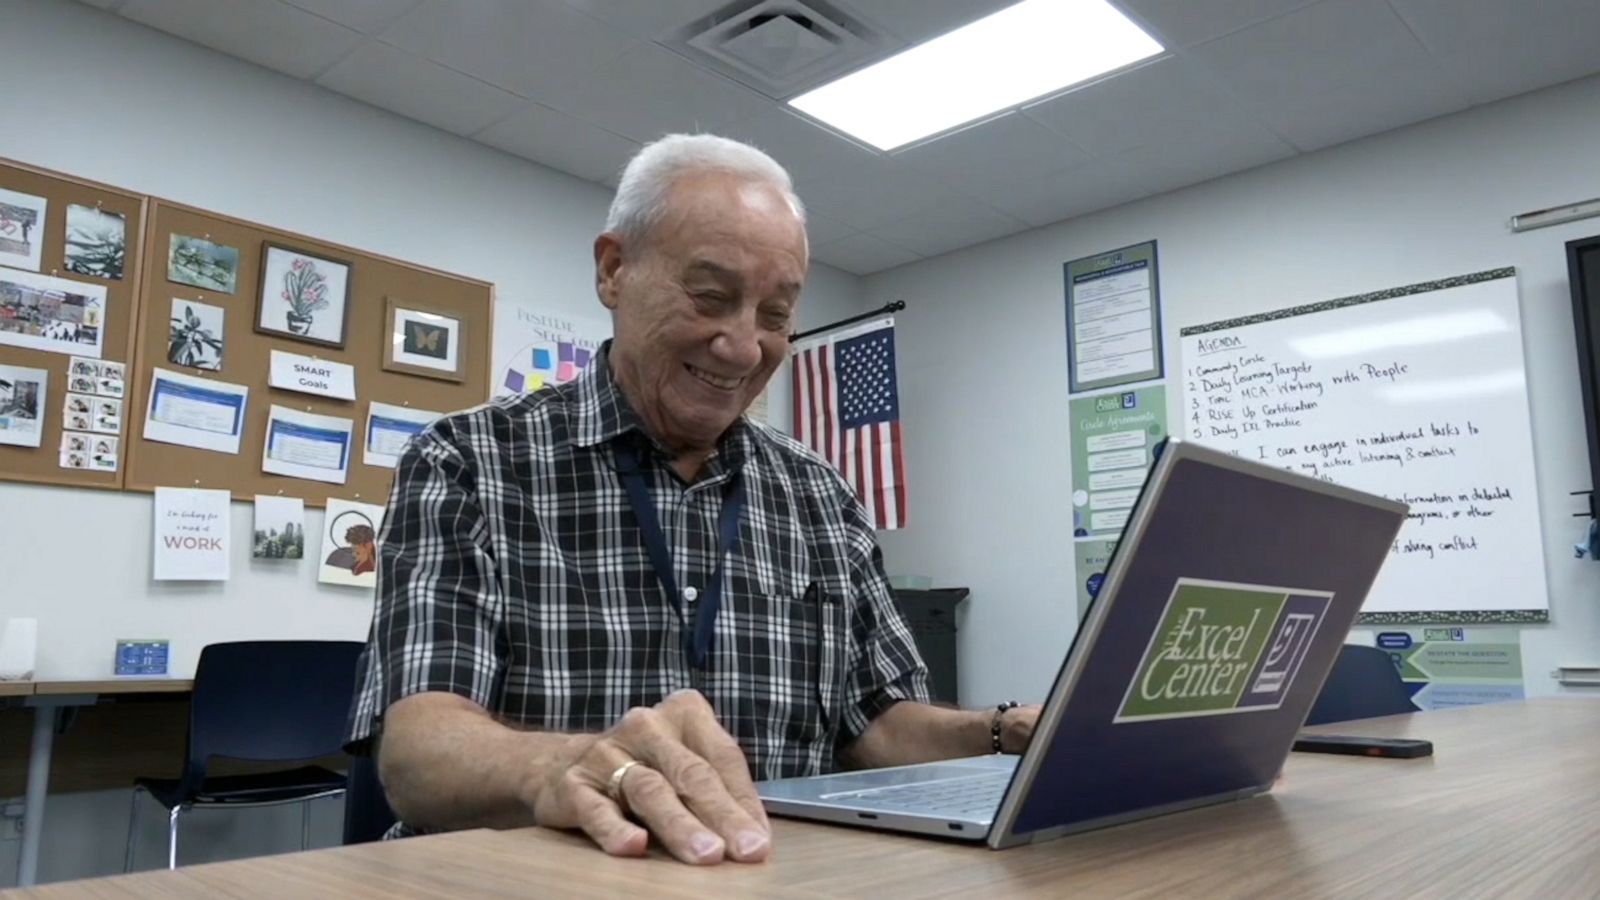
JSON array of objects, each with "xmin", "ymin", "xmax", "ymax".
[{"xmin": 788, "ymin": 300, "xmax": 905, "ymax": 343}]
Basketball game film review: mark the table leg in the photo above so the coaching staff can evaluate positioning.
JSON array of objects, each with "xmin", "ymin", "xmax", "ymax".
[{"xmin": 18, "ymin": 701, "xmax": 58, "ymax": 887}]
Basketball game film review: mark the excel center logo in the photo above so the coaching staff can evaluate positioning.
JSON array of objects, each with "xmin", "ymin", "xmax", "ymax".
[{"xmin": 1115, "ymin": 579, "xmax": 1335, "ymax": 722}]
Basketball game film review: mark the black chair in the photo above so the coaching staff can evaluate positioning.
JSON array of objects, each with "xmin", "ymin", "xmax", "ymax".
[
  {"xmin": 341, "ymin": 751, "xmax": 398, "ymax": 844},
  {"xmin": 1305, "ymin": 644, "xmax": 1420, "ymax": 726},
  {"xmin": 124, "ymin": 640, "xmax": 364, "ymax": 870}
]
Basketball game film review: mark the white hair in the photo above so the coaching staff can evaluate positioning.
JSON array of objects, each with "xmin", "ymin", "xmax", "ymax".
[{"xmin": 605, "ymin": 133, "xmax": 805, "ymax": 246}]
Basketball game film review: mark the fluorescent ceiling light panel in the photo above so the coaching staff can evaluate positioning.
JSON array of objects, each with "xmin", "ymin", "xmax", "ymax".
[{"xmin": 788, "ymin": 0, "xmax": 1163, "ymax": 151}]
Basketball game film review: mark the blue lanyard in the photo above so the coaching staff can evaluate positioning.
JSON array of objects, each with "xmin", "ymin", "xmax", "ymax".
[{"xmin": 614, "ymin": 441, "xmax": 745, "ymax": 670}]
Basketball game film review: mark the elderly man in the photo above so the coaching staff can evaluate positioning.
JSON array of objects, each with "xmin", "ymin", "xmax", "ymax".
[{"xmin": 347, "ymin": 133, "xmax": 1039, "ymax": 865}]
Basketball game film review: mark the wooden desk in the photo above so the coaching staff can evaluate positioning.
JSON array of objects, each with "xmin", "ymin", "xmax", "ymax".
[
  {"xmin": 8, "ymin": 698, "xmax": 1598, "ymax": 898},
  {"xmin": 0, "ymin": 682, "xmax": 32, "ymax": 698},
  {"xmin": 32, "ymin": 680, "xmax": 192, "ymax": 695}
]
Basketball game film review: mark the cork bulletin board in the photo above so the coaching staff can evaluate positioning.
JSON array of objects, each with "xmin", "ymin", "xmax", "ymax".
[
  {"xmin": 0, "ymin": 158, "xmax": 146, "ymax": 491},
  {"xmin": 121, "ymin": 200, "xmax": 493, "ymax": 507}
]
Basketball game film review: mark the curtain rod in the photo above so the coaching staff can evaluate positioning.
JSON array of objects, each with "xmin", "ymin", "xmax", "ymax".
[{"xmin": 789, "ymin": 300, "xmax": 906, "ymax": 343}]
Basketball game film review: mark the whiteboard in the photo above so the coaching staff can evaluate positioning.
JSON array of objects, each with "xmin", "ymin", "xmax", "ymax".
[{"xmin": 1179, "ymin": 268, "xmax": 1548, "ymax": 623}]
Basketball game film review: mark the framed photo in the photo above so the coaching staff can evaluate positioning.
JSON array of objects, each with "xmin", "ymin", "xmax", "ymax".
[
  {"xmin": 384, "ymin": 298, "xmax": 465, "ymax": 382},
  {"xmin": 254, "ymin": 243, "xmax": 351, "ymax": 349}
]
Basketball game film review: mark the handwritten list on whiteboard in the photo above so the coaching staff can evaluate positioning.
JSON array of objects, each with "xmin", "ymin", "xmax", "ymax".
[{"xmin": 1179, "ymin": 269, "xmax": 1548, "ymax": 623}]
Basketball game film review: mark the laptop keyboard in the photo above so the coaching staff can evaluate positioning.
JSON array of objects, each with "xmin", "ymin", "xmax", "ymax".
[{"xmin": 827, "ymin": 772, "xmax": 1011, "ymax": 818}]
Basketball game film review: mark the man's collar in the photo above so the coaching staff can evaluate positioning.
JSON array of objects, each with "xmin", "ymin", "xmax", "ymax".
[
  {"xmin": 572, "ymin": 341, "xmax": 646, "ymax": 449},
  {"xmin": 573, "ymin": 341, "xmax": 759, "ymax": 476}
]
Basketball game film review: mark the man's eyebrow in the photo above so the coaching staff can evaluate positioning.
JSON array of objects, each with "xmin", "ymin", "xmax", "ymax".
[
  {"xmin": 686, "ymin": 259, "xmax": 802, "ymax": 298},
  {"xmin": 685, "ymin": 259, "xmax": 740, "ymax": 282}
]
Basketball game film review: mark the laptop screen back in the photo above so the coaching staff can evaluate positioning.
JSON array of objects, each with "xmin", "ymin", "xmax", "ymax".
[{"xmin": 1005, "ymin": 447, "xmax": 1405, "ymax": 841}]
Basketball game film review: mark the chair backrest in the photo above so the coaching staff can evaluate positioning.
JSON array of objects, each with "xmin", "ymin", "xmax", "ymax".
[
  {"xmin": 188, "ymin": 640, "xmax": 365, "ymax": 766},
  {"xmin": 1304, "ymin": 644, "xmax": 1419, "ymax": 726},
  {"xmin": 342, "ymin": 752, "xmax": 398, "ymax": 844}
]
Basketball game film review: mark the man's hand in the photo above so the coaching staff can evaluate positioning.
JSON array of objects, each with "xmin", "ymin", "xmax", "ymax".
[
  {"xmin": 998, "ymin": 704, "xmax": 1043, "ymax": 755},
  {"xmin": 528, "ymin": 690, "xmax": 772, "ymax": 865}
]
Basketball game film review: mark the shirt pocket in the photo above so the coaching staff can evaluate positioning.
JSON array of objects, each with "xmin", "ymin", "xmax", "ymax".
[
  {"xmin": 740, "ymin": 574, "xmax": 847, "ymax": 764},
  {"xmin": 808, "ymin": 579, "xmax": 849, "ymax": 738}
]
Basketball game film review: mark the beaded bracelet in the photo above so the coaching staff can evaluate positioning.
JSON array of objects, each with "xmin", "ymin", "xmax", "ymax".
[{"xmin": 991, "ymin": 701, "xmax": 1020, "ymax": 753}]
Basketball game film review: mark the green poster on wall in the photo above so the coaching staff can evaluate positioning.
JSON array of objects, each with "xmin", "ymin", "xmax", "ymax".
[
  {"xmin": 1373, "ymin": 627, "xmax": 1525, "ymax": 711},
  {"xmin": 1072, "ymin": 538, "xmax": 1117, "ymax": 620},
  {"xmin": 1069, "ymin": 385, "xmax": 1167, "ymax": 539}
]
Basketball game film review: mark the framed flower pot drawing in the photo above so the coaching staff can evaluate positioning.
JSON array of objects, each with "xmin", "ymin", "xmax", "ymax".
[
  {"xmin": 255, "ymin": 243, "xmax": 352, "ymax": 349},
  {"xmin": 384, "ymin": 298, "xmax": 465, "ymax": 382}
]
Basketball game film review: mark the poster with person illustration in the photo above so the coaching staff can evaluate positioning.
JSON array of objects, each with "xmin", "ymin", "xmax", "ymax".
[{"xmin": 318, "ymin": 497, "xmax": 384, "ymax": 588}]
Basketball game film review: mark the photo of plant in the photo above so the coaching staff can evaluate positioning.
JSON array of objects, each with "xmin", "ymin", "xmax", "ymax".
[
  {"xmin": 253, "ymin": 517, "xmax": 304, "ymax": 558},
  {"xmin": 168, "ymin": 233, "xmax": 240, "ymax": 293},
  {"xmin": 167, "ymin": 298, "xmax": 225, "ymax": 371},
  {"xmin": 253, "ymin": 495, "xmax": 305, "ymax": 560},
  {"xmin": 63, "ymin": 204, "xmax": 126, "ymax": 280},
  {"xmin": 255, "ymin": 243, "xmax": 351, "ymax": 348}
]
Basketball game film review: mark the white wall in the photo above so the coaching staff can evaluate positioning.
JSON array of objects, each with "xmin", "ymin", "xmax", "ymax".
[
  {"xmin": 0, "ymin": 0, "xmax": 862, "ymax": 684},
  {"xmin": 867, "ymin": 73, "xmax": 1600, "ymax": 708},
  {"xmin": 0, "ymin": 0, "xmax": 859, "ymax": 885}
]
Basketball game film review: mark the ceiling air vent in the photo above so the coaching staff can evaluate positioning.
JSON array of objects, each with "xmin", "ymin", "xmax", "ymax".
[{"xmin": 664, "ymin": 0, "xmax": 889, "ymax": 100}]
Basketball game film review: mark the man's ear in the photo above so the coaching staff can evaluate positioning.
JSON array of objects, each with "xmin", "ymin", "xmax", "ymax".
[{"xmin": 594, "ymin": 233, "xmax": 626, "ymax": 311}]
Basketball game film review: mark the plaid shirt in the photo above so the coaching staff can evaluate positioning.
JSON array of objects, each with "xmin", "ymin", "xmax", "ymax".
[{"xmin": 348, "ymin": 344, "xmax": 930, "ymax": 801}]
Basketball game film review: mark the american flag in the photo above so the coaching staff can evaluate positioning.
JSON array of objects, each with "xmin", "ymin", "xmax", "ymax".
[{"xmin": 791, "ymin": 319, "xmax": 906, "ymax": 530}]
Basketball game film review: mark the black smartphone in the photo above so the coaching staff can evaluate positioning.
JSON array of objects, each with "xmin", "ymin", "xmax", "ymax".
[{"xmin": 1292, "ymin": 734, "xmax": 1433, "ymax": 758}]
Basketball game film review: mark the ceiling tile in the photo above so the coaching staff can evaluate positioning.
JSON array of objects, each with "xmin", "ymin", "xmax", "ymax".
[
  {"xmin": 1186, "ymin": 0, "xmax": 1431, "ymax": 109},
  {"xmin": 1023, "ymin": 56, "xmax": 1262, "ymax": 157},
  {"xmin": 380, "ymin": 0, "xmax": 634, "ymax": 98},
  {"xmin": 537, "ymin": 44, "xmax": 772, "ymax": 143},
  {"xmin": 839, "ymin": 0, "xmax": 1019, "ymax": 44},
  {"xmin": 119, "ymin": 0, "xmax": 363, "ymax": 79},
  {"xmin": 802, "ymin": 212, "xmax": 859, "ymax": 248},
  {"xmin": 316, "ymin": 41, "xmax": 525, "ymax": 136},
  {"xmin": 979, "ymin": 155, "xmax": 1164, "ymax": 227},
  {"xmin": 1113, "ymin": 0, "xmax": 1319, "ymax": 47},
  {"xmin": 281, "ymin": 0, "xmax": 421, "ymax": 34},
  {"xmin": 979, "ymin": 117, "xmax": 1295, "ymax": 228},
  {"xmin": 1254, "ymin": 56, "xmax": 1471, "ymax": 151},
  {"xmin": 794, "ymin": 156, "xmax": 961, "ymax": 232},
  {"xmin": 475, "ymin": 103, "xmax": 642, "ymax": 184},
  {"xmin": 717, "ymin": 109, "xmax": 882, "ymax": 185},
  {"xmin": 809, "ymin": 233, "xmax": 921, "ymax": 276},
  {"xmin": 868, "ymin": 196, "xmax": 1029, "ymax": 258},
  {"xmin": 892, "ymin": 113, "xmax": 1091, "ymax": 196},
  {"xmin": 558, "ymin": 0, "xmax": 732, "ymax": 40},
  {"xmin": 1391, "ymin": 0, "xmax": 1600, "ymax": 105},
  {"xmin": 1124, "ymin": 121, "xmax": 1296, "ymax": 187}
]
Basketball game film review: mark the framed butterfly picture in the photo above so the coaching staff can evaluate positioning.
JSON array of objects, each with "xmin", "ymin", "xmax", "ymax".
[{"xmin": 383, "ymin": 298, "xmax": 466, "ymax": 382}]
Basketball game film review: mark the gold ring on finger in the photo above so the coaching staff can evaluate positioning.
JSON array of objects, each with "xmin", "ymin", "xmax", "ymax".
[{"xmin": 607, "ymin": 760, "xmax": 644, "ymax": 814}]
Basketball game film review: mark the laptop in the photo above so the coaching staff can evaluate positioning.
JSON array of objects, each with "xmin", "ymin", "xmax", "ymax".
[{"xmin": 757, "ymin": 439, "xmax": 1408, "ymax": 849}]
